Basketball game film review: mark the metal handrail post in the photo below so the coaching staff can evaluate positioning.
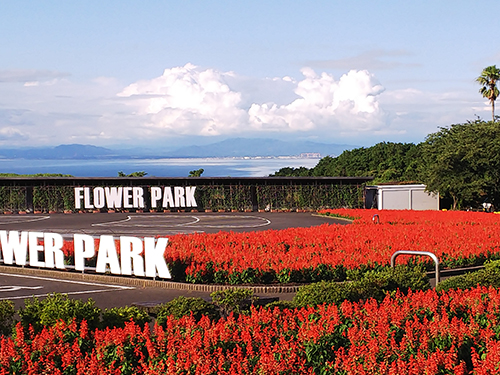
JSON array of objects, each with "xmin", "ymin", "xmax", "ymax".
[{"xmin": 390, "ymin": 250, "xmax": 440, "ymax": 284}]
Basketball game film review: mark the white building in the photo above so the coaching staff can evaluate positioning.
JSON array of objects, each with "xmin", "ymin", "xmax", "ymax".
[{"xmin": 365, "ymin": 184, "xmax": 439, "ymax": 210}]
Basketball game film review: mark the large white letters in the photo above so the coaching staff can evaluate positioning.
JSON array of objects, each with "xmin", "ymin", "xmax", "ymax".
[
  {"xmin": 144, "ymin": 237, "xmax": 171, "ymax": 278},
  {"xmin": 44, "ymin": 232, "xmax": 65, "ymax": 269},
  {"xmin": 0, "ymin": 231, "xmax": 65, "ymax": 269},
  {"xmin": 0, "ymin": 231, "xmax": 28, "ymax": 266},
  {"xmin": 74, "ymin": 186, "xmax": 197, "ymax": 209},
  {"xmin": 0, "ymin": 231, "xmax": 172, "ymax": 279},
  {"xmin": 74, "ymin": 234, "xmax": 95, "ymax": 271},
  {"xmin": 120, "ymin": 236, "xmax": 145, "ymax": 277},
  {"xmin": 95, "ymin": 235, "xmax": 121, "ymax": 275}
]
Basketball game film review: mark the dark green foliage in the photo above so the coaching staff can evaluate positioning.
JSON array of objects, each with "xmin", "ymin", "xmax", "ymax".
[
  {"xmin": 272, "ymin": 119, "xmax": 500, "ymax": 210},
  {"xmin": 309, "ymin": 142, "xmax": 423, "ymax": 183},
  {"xmin": 210, "ymin": 288, "xmax": 255, "ymax": 318},
  {"xmin": 155, "ymin": 296, "xmax": 220, "ymax": 325},
  {"xmin": 0, "ymin": 300, "xmax": 15, "ymax": 336},
  {"xmin": 293, "ymin": 280, "xmax": 351, "ymax": 308},
  {"xmin": 476, "ymin": 65, "xmax": 500, "ymax": 121},
  {"xmin": 293, "ymin": 265, "xmax": 429, "ymax": 307},
  {"xmin": 387, "ymin": 263, "xmax": 431, "ymax": 294},
  {"xmin": 188, "ymin": 168, "xmax": 204, "ymax": 177},
  {"xmin": 421, "ymin": 119, "xmax": 500, "ymax": 209},
  {"xmin": 264, "ymin": 300, "xmax": 297, "ymax": 311},
  {"xmin": 18, "ymin": 293, "xmax": 101, "ymax": 334},
  {"xmin": 101, "ymin": 306, "xmax": 151, "ymax": 329},
  {"xmin": 271, "ymin": 142, "xmax": 422, "ymax": 182},
  {"xmin": 436, "ymin": 261, "xmax": 500, "ymax": 292},
  {"xmin": 269, "ymin": 166, "xmax": 311, "ymax": 177},
  {"xmin": 118, "ymin": 171, "xmax": 148, "ymax": 177}
]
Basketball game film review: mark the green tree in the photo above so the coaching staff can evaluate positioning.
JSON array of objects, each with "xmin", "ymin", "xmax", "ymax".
[
  {"xmin": 421, "ymin": 119, "xmax": 500, "ymax": 209},
  {"xmin": 269, "ymin": 166, "xmax": 311, "ymax": 177},
  {"xmin": 309, "ymin": 142, "xmax": 423, "ymax": 183},
  {"xmin": 476, "ymin": 65, "xmax": 500, "ymax": 122},
  {"xmin": 188, "ymin": 168, "xmax": 204, "ymax": 177},
  {"xmin": 118, "ymin": 171, "xmax": 148, "ymax": 177}
]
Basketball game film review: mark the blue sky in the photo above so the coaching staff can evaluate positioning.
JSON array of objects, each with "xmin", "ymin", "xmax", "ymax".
[{"xmin": 0, "ymin": 1, "xmax": 498, "ymax": 149}]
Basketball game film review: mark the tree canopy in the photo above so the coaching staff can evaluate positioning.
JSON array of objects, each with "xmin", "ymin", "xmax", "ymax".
[
  {"xmin": 271, "ymin": 142, "xmax": 422, "ymax": 184},
  {"xmin": 421, "ymin": 119, "xmax": 500, "ymax": 209},
  {"xmin": 118, "ymin": 171, "xmax": 148, "ymax": 177},
  {"xmin": 188, "ymin": 168, "xmax": 204, "ymax": 177},
  {"xmin": 271, "ymin": 119, "xmax": 500, "ymax": 210}
]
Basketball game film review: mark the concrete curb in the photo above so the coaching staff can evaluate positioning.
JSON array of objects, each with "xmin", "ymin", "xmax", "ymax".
[
  {"xmin": 0, "ymin": 265, "xmax": 301, "ymax": 294},
  {"xmin": 311, "ymin": 213, "xmax": 354, "ymax": 223}
]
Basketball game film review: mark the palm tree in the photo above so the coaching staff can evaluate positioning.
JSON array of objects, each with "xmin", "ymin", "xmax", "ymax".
[{"xmin": 476, "ymin": 65, "xmax": 500, "ymax": 122}]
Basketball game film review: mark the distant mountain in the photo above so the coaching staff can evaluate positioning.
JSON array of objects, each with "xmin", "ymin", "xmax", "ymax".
[
  {"xmin": 0, "ymin": 139, "xmax": 355, "ymax": 159},
  {"xmin": 0, "ymin": 144, "xmax": 117, "ymax": 159},
  {"xmin": 164, "ymin": 138, "xmax": 355, "ymax": 157}
]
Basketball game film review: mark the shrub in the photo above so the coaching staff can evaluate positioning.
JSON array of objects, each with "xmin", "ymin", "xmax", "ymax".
[
  {"xmin": 264, "ymin": 300, "xmax": 297, "ymax": 311},
  {"xmin": 293, "ymin": 281, "xmax": 351, "ymax": 308},
  {"xmin": 155, "ymin": 296, "xmax": 219, "ymax": 325},
  {"xmin": 210, "ymin": 288, "xmax": 255, "ymax": 318},
  {"xmin": 0, "ymin": 300, "xmax": 15, "ymax": 336},
  {"xmin": 436, "ymin": 265, "xmax": 500, "ymax": 292},
  {"xmin": 386, "ymin": 263, "xmax": 430, "ymax": 293},
  {"xmin": 101, "ymin": 306, "xmax": 151, "ymax": 329},
  {"xmin": 18, "ymin": 293, "xmax": 101, "ymax": 334},
  {"xmin": 294, "ymin": 265, "xmax": 430, "ymax": 307}
]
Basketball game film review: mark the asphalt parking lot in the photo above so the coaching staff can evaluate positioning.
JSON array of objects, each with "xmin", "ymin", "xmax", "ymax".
[
  {"xmin": 0, "ymin": 271, "xmax": 213, "ymax": 310},
  {"xmin": 0, "ymin": 212, "xmax": 347, "ymax": 309},
  {"xmin": 0, "ymin": 211, "xmax": 346, "ymax": 236}
]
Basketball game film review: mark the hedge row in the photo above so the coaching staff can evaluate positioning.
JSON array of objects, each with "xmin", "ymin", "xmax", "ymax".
[
  {"xmin": 4, "ymin": 262, "xmax": 497, "ymax": 338},
  {"xmin": 0, "ymin": 265, "xmax": 432, "ymax": 337}
]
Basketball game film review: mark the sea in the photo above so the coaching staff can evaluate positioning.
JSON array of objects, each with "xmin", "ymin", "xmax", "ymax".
[{"xmin": 0, "ymin": 157, "xmax": 321, "ymax": 177}]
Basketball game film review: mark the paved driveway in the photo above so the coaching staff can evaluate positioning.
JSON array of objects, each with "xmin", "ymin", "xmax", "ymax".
[{"xmin": 0, "ymin": 212, "xmax": 347, "ymax": 309}]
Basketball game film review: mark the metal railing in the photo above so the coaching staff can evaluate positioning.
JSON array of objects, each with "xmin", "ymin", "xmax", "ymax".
[{"xmin": 391, "ymin": 250, "xmax": 440, "ymax": 284}]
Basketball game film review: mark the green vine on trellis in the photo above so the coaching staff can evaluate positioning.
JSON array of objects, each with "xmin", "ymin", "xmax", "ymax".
[{"xmin": 0, "ymin": 182, "xmax": 366, "ymax": 213}]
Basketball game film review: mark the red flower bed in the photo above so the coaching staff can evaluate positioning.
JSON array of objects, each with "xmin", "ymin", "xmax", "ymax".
[
  {"xmin": 164, "ymin": 209, "xmax": 500, "ymax": 282},
  {"xmin": 3, "ymin": 286, "xmax": 500, "ymax": 374},
  {"xmin": 57, "ymin": 209, "xmax": 500, "ymax": 284}
]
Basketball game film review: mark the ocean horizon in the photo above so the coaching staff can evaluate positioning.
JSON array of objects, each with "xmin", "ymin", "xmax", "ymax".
[{"xmin": 0, "ymin": 157, "xmax": 321, "ymax": 178}]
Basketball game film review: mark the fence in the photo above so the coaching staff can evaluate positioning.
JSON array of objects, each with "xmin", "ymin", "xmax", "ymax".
[{"xmin": 0, "ymin": 176, "xmax": 372, "ymax": 213}]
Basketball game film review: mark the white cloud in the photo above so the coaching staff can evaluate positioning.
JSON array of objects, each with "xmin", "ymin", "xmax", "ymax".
[
  {"xmin": 248, "ymin": 68, "xmax": 386, "ymax": 134},
  {"xmin": 1, "ymin": 62, "xmax": 477, "ymax": 147},
  {"xmin": 119, "ymin": 64, "xmax": 388, "ymax": 137},
  {"xmin": 118, "ymin": 63, "xmax": 247, "ymax": 135},
  {"xmin": 0, "ymin": 126, "xmax": 28, "ymax": 141}
]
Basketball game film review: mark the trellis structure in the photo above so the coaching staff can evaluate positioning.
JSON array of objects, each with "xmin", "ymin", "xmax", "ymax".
[{"xmin": 0, "ymin": 176, "xmax": 372, "ymax": 213}]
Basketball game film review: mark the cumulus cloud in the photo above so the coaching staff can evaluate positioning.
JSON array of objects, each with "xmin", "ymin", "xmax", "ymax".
[
  {"xmin": 248, "ymin": 68, "xmax": 386, "ymax": 134},
  {"xmin": 118, "ymin": 64, "xmax": 387, "ymax": 137},
  {"xmin": 118, "ymin": 63, "xmax": 247, "ymax": 135},
  {"xmin": 3, "ymin": 63, "xmax": 461, "ymax": 147}
]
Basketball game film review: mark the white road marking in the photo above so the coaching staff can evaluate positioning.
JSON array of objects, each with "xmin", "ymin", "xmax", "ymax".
[
  {"xmin": 0, "ymin": 289, "xmax": 128, "ymax": 301},
  {"xmin": 92, "ymin": 215, "xmax": 201, "ymax": 227},
  {"xmin": 0, "ymin": 272, "xmax": 133, "ymax": 289},
  {"xmin": 0, "ymin": 215, "xmax": 50, "ymax": 224},
  {"xmin": 0, "ymin": 272, "xmax": 135, "ymax": 300},
  {"xmin": 0, "ymin": 286, "xmax": 43, "ymax": 292},
  {"xmin": 91, "ymin": 214, "xmax": 270, "ymax": 229},
  {"xmin": 197, "ymin": 215, "xmax": 271, "ymax": 228},
  {"xmin": 92, "ymin": 216, "xmax": 132, "ymax": 226}
]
